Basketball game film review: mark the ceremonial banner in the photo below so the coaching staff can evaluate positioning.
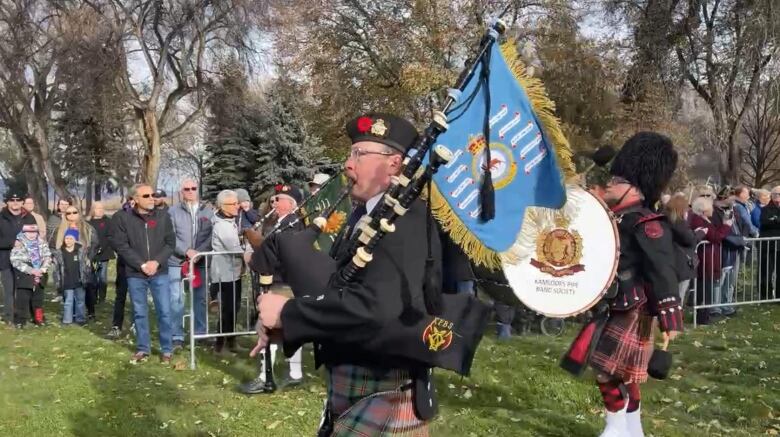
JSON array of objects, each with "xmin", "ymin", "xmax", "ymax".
[
  {"xmin": 301, "ymin": 174, "xmax": 351, "ymax": 253},
  {"xmin": 431, "ymin": 42, "xmax": 575, "ymax": 268}
]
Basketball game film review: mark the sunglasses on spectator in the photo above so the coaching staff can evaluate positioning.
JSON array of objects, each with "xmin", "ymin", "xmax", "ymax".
[
  {"xmin": 138, "ymin": 193, "xmax": 153, "ymax": 199},
  {"xmin": 182, "ymin": 187, "xmax": 197, "ymax": 192},
  {"xmin": 66, "ymin": 211, "xmax": 79, "ymax": 216}
]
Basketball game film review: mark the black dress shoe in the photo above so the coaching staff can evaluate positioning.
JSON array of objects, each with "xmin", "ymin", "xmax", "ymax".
[
  {"xmin": 279, "ymin": 375, "xmax": 304, "ymax": 388},
  {"xmin": 238, "ymin": 374, "xmax": 273, "ymax": 394}
]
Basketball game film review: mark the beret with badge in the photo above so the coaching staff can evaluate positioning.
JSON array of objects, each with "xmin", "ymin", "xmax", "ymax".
[
  {"xmin": 275, "ymin": 184, "xmax": 304, "ymax": 205},
  {"xmin": 346, "ymin": 113, "xmax": 419, "ymax": 154}
]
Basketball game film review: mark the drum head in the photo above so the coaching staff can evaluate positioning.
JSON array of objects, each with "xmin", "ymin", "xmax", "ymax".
[{"xmin": 503, "ymin": 187, "xmax": 619, "ymax": 318}]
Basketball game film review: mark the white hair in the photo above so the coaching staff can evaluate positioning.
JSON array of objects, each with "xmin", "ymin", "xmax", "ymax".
[
  {"xmin": 216, "ymin": 190, "xmax": 237, "ymax": 208},
  {"xmin": 691, "ymin": 196, "xmax": 713, "ymax": 215}
]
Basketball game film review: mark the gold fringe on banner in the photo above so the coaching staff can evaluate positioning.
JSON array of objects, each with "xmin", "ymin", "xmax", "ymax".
[{"xmin": 430, "ymin": 40, "xmax": 575, "ymax": 270}]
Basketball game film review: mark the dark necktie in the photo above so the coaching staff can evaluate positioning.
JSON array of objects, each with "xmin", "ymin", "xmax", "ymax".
[{"xmin": 346, "ymin": 204, "xmax": 367, "ymax": 232}]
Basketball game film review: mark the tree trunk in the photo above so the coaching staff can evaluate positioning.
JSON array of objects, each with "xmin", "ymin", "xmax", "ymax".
[
  {"xmin": 94, "ymin": 181, "xmax": 102, "ymax": 201},
  {"xmin": 85, "ymin": 174, "xmax": 94, "ymax": 215},
  {"xmin": 137, "ymin": 108, "xmax": 162, "ymax": 188},
  {"xmin": 24, "ymin": 173, "xmax": 47, "ymax": 219}
]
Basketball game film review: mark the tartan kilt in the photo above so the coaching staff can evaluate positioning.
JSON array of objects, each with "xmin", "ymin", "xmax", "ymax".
[
  {"xmin": 327, "ymin": 364, "xmax": 429, "ymax": 437},
  {"xmin": 589, "ymin": 306, "xmax": 655, "ymax": 384}
]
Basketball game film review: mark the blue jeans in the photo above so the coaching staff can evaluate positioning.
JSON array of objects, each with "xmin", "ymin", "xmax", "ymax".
[
  {"xmin": 63, "ymin": 287, "xmax": 86, "ymax": 324},
  {"xmin": 456, "ymin": 280, "xmax": 476, "ymax": 296},
  {"xmin": 128, "ymin": 275, "xmax": 173, "ymax": 355},
  {"xmin": 168, "ymin": 265, "xmax": 207, "ymax": 342},
  {"xmin": 95, "ymin": 261, "xmax": 109, "ymax": 285}
]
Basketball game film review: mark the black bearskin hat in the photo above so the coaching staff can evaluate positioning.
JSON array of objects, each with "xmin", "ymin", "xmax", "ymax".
[{"xmin": 610, "ymin": 132, "xmax": 677, "ymax": 208}]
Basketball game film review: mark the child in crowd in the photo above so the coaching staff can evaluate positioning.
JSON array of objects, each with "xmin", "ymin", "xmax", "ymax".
[
  {"xmin": 10, "ymin": 224, "xmax": 52, "ymax": 328},
  {"xmin": 53, "ymin": 229, "xmax": 92, "ymax": 325}
]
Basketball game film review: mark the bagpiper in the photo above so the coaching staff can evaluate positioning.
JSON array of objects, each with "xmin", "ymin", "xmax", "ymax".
[{"xmin": 255, "ymin": 113, "xmax": 442, "ymax": 436}]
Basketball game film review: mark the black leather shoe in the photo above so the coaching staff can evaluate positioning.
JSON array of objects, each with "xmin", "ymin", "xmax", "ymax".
[
  {"xmin": 279, "ymin": 375, "xmax": 304, "ymax": 388},
  {"xmin": 238, "ymin": 374, "xmax": 272, "ymax": 395}
]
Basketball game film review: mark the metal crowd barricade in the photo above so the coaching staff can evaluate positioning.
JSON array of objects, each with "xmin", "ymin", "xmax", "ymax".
[
  {"xmin": 183, "ymin": 250, "xmax": 257, "ymax": 369},
  {"xmin": 691, "ymin": 237, "xmax": 780, "ymax": 327}
]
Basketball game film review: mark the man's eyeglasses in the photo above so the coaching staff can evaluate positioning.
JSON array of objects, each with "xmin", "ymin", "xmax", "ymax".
[
  {"xmin": 772, "ymin": 193, "xmax": 780, "ymax": 197},
  {"xmin": 182, "ymin": 187, "xmax": 197, "ymax": 192},
  {"xmin": 349, "ymin": 148, "xmax": 395, "ymax": 159}
]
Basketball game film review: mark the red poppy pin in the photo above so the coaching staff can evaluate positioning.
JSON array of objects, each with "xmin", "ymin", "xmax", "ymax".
[
  {"xmin": 644, "ymin": 221, "xmax": 663, "ymax": 239},
  {"xmin": 356, "ymin": 116, "xmax": 373, "ymax": 133},
  {"xmin": 147, "ymin": 219, "xmax": 157, "ymax": 229},
  {"xmin": 99, "ymin": 222, "xmax": 105, "ymax": 229},
  {"xmin": 275, "ymin": 184, "xmax": 283, "ymax": 193}
]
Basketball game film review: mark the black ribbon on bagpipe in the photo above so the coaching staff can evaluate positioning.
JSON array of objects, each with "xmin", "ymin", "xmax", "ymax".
[{"xmin": 248, "ymin": 20, "xmax": 509, "ymax": 377}]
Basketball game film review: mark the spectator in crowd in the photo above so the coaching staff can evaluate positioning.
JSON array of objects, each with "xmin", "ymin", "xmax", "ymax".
[
  {"xmin": 88, "ymin": 201, "xmax": 115, "ymax": 304},
  {"xmin": 0, "ymin": 191, "xmax": 36, "ymax": 324},
  {"xmin": 46, "ymin": 197, "xmax": 71, "ymax": 304},
  {"xmin": 106, "ymin": 194, "xmax": 136, "ymax": 339},
  {"xmin": 308, "ymin": 173, "xmax": 330, "ymax": 197},
  {"xmin": 109, "ymin": 183, "xmax": 176, "ymax": 363},
  {"xmin": 751, "ymin": 188, "xmax": 770, "ymax": 230},
  {"xmin": 23, "ymin": 197, "xmax": 47, "ymax": 240},
  {"xmin": 210, "ymin": 189, "xmax": 252, "ymax": 354},
  {"xmin": 665, "ymin": 194, "xmax": 700, "ymax": 306},
  {"xmin": 10, "ymin": 223, "xmax": 52, "ymax": 328},
  {"xmin": 235, "ymin": 188, "xmax": 259, "ymax": 230},
  {"xmin": 153, "ymin": 189, "xmax": 169, "ymax": 212},
  {"xmin": 758, "ymin": 186, "xmax": 780, "ymax": 300},
  {"xmin": 695, "ymin": 185, "xmax": 716, "ymax": 200},
  {"xmin": 732, "ymin": 185, "xmax": 759, "ymax": 237},
  {"xmin": 168, "ymin": 178, "xmax": 213, "ymax": 350},
  {"xmin": 54, "ymin": 205, "xmax": 98, "ymax": 319},
  {"xmin": 52, "ymin": 229, "xmax": 91, "ymax": 326},
  {"xmin": 689, "ymin": 196, "xmax": 732, "ymax": 325},
  {"xmin": 660, "ymin": 193, "xmax": 672, "ymax": 207},
  {"xmin": 47, "ymin": 198, "xmax": 71, "ymax": 248}
]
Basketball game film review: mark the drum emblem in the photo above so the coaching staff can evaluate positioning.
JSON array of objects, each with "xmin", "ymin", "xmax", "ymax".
[
  {"xmin": 530, "ymin": 216, "xmax": 585, "ymax": 277},
  {"xmin": 422, "ymin": 317, "xmax": 454, "ymax": 352}
]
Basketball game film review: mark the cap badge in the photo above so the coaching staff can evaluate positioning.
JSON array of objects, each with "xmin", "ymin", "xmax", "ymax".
[{"xmin": 371, "ymin": 119, "xmax": 388, "ymax": 137}]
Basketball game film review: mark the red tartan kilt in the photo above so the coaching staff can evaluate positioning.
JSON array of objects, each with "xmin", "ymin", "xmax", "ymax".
[{"xmin": 589, "ymin": 306, "xmax": 655, "ymax": 384}]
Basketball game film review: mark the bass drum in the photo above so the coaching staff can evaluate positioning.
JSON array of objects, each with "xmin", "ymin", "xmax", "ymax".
[{"xmin": 503, "ymin": 186, "xmax": 619, "ymax": 318}]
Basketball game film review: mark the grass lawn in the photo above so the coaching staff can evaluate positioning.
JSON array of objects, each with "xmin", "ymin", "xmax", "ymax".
[{"xmin": 1, "ymin": 283, "xmax": 779, "ymax": 437}]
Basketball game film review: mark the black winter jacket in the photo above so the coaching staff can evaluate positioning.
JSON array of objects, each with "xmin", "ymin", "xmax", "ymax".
[
  {"xmin": 0, "ymin": 209, "xmax": 36, "ymax": 270},
  {"xmin": 669, "ymin": 218, "xmax": 699, "ymax": 281},
  {"xmin": 89, "ymin": 217, "xmax": 115, "ymax": 262},
  {"xmin": 108, "ymin": 208, "xmax": 175, "ymax": 278}
]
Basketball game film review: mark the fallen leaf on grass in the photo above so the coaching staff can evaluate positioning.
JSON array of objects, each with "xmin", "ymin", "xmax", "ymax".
[
  {"xmin": 693, "ymin": 341, "xmax": 703, "ymax": 348},
  {"xmin": 173, "ymin": 361, "xmax": 187, "ymax": 371},
  {"xmin": 218, "ymin": 411, "xmax": 230, "ymax": 420},
  {"xmin": 267, "ymin": 420, "xmax": 281, "ymax": 430}
]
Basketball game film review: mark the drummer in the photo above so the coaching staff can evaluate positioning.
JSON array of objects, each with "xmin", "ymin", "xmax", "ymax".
[{"xmin": 561, "ymin": 132, "xmax": 682, "ymax": 437}]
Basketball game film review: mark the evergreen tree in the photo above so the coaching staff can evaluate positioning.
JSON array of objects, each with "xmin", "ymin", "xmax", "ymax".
[
  {"xmin": 202, "ymin": 62, "xmax": 259, "ymax": 200},
  {"xmin": 250, "ymin": 86, "xmax": 317, "ymax": 199}
]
